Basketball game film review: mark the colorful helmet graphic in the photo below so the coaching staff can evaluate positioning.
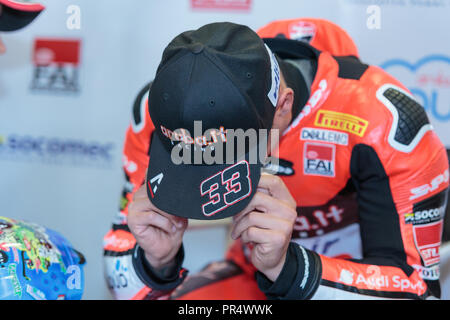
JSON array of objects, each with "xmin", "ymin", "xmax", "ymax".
[{"xmin": 0, "ymin": 217, "xmax": 85, "ymax": 300}]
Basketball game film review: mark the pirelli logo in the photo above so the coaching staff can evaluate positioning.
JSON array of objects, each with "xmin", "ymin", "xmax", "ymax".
[{"xmin": 314, "ymin": 110, "xmax": 369, "ymax": 137}]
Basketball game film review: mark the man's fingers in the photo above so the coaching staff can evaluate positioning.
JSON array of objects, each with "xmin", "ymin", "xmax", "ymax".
[
  {"xmin": 157, "ymin": 210, "xmax": 187, "ymax": 229},
  {"xmin": 240, "ymin": 227, "xmax": 286, "ymax": 246},
  {"xmin": 133, "ymin": 184, "xmax": 148, "ymax": 201},
  {"xmin": 231, "ymin": 211, "xmax": 293, "ymax": 240},
  {"xmin": 128, "ymin": 196, "xmax": 152, "ymax": 214},
  {"xmin": 130, "ymin": 184, "xmax": 187, "ymax": 229},
  {"xmin": 234, "ymin": 191, "xmax": 296, "ymax": 225},
  {"xmin": 129, "ymin": 204, "xmax": 187, "ymax": 232},
  {"xmin": 129, "ymin": 210, "xmax": 177, "ymax": 234},
  {"xmin": 258, "ymin": 174, "xmax": 296, "ymax": 208}
]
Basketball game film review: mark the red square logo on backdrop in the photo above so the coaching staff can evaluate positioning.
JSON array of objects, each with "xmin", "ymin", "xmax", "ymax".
[
  {"xmin": 33, "ymin": 39, "xmax": 81, "ymax": 66},
  {"xmin": 31, "ymin": 38, "xmax": 82, "ymax": 93},
  {"xmin": 191, "ymin": 0, "xmax": 252, "ymax": 11}
]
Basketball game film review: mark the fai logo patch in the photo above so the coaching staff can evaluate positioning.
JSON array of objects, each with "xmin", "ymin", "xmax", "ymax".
[
  {"xmin": 303, "ymin": 143, "xmax": 335, "ymax": 177},
  {"xmin": 301, "ymin": 127, "xmax": 349, "ymax": 146},
  {"xmin": 314, "ymin": 110, "xmax": 369, "ymax": 137}
]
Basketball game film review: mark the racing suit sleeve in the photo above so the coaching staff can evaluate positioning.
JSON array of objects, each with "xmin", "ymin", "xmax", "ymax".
[
  {"xmin": 103, "ymin": 83, "xmax": 188, "ymax": 300},
  {"xmin": 256, "ymin": 85, "xmax": 449, "ymax": 300}
]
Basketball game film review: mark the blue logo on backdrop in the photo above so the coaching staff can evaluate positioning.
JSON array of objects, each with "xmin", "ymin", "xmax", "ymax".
[
  {"xmin": 0, "ymin": 134, "xmax": 115, "ymax": 168},
  {"xmin": 380, "ymin": 55, "xmax": 450, "ymax": 122}
]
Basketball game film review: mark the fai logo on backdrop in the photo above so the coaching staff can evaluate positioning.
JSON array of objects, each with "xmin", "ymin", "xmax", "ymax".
[
  {"xmin": 303, "ymin": 142, "xmax": 335, "ymax": 177},
  {"xmin": 31, "ymin": 38, "xmax": 82, "ymax": 93}
]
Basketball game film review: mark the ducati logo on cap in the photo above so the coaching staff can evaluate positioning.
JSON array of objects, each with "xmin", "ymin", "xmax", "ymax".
[{"xmin": 148, "ymin": 173, "xmax": 164, "ymax": 198}]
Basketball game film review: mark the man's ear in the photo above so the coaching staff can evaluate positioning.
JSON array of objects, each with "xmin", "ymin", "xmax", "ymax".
[{"xmin": 274, "ymin": 87, "xmax": 294, "ymax": 119}]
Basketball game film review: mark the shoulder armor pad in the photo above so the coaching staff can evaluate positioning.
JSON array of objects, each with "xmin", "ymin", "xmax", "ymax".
[
  {"xmin": 376, "ymin": 84, "xmax": 432, "ymax": 153},
  {"xmin": 334, "ymin": 56, "xmax": 368, "ymax": 80},
  {"xmin": 131, "ymin": 82, "xmax": 152, "ymax": 133}
]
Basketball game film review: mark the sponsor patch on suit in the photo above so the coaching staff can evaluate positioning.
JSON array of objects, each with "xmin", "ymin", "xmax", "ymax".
[
  {"xmin": 300, "ymin": 127, "xmax": 349, "ymax": 146},
  {"xmin": 303, "ymin": 142, "xmax": 335, "ymax": 177}
]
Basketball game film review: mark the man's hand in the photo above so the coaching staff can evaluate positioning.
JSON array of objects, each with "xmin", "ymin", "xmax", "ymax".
[
  {"xmin": 127, "ymin": 184, "xmax": 188, "ymax": 271},
  {"xmin": 230, "ymin": 174, "xmax": 297, "ymax": 282}
]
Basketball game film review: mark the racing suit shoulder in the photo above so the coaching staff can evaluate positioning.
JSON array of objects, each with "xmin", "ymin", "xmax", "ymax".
[
  {"xmin": 340, "ymin": 64, "xmax": 446, "ymax": 174},
  {"xmin": 256, "ymin": 17, "xmax": 359, "ymax": 58},
  {"xmin": 310, "ymin": 66, "xmax": 449, "ymax": 299},
  {"xmin": 332, "ymin": 63, "xmax": 437, "ymax": 156},
  {"xmin": 269, "ymin": 55, "xmax": 449, "ymax": 299}
]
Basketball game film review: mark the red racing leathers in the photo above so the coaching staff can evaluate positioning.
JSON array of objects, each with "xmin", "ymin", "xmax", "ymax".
[{"xmin": 103, "ymin": 19, "xmax": 449, "ymax": 300}]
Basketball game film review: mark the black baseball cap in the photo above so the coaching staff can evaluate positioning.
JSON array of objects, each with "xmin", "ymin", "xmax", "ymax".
[
  {"xmin": 0, "ymin": 0, "xmax": 45, "ymax": 32},
  {"xmin": 146, "ymin": 22, "xmax": 281, "ymax": 220}
]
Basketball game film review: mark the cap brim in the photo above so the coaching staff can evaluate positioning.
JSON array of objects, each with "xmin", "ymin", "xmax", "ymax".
[
  {"xmin": 146, "ymin": 133, "xmax": 262, "ymax": 220},
  {"xmin": 0, "ymin": 1, "xmax": 44, "ymax": 31},
  {"xmin": 0, "ymin": 0, "xmax": 45, "ymax": 12}
]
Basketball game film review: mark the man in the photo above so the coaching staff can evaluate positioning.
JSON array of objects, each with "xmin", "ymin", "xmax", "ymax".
[
  {"xmin": 0, "ymin": 0, "xmax": 86, "ymax": 300},
  {"xmin": 103, "ymin": 18, "xmax": 449, "ymax": 300}
]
